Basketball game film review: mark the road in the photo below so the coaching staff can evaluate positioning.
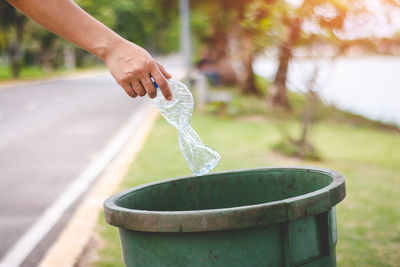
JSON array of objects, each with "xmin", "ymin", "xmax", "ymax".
[{"xmin": 0, "ymin": 73, "xmax": 152, "ymax": 266}]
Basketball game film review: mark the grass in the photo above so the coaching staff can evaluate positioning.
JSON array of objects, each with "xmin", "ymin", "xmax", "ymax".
[
  {"xmin": 0, "ymin": 65, "xmax": 45, "ymax": 81},
  {"xmin": 92, "ymin": 93, "xmax": 400, "ymax": 267},
  {"xmin": 0, "ymin": 65, "xmax": 106, "ymax": 82}
]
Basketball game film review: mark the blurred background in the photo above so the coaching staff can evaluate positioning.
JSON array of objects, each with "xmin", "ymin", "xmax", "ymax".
[
  {"xmin": 1, "ymin": 0, "xmax": 400, "ymax": 125},
  {"xmin": 0, "ymin": 0, "xmax": 399, "ymax": 267}
]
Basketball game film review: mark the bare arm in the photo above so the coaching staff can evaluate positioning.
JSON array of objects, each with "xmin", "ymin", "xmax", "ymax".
[{"xmin": 7, "ymin": 0, "xmax": 172, "ymax": 100}]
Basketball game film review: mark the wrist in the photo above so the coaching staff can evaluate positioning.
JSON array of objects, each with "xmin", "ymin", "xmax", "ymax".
[{"xmin": 92, "ymin": 33, "xmax": 125, "ymax": 62}]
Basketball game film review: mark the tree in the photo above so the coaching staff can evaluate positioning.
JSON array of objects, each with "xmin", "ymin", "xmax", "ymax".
[
  {"xmin": 108, "ymin": 0, "xmax": 179, "ymax": 54},
  {"xmin": 0, "ymin": 1, "xmax": 27, "ymax": 78},
  {"xmin": 273, "ymin": 59, "xmax": 332, "ymax": 160},
  {"xmin": 192, "ymin": 0, "xmax": 271, "ymax": 94},
  {"xmin": 238, "ymin": 0, "xmax": 278, "ymax": 95},
  {"xmin": 191, "ymin": 0, "xmax": 239, "ymax": 87},
  {"xmin": 269, "ymin": 0, "xmax": 348, "ymax": 109}
]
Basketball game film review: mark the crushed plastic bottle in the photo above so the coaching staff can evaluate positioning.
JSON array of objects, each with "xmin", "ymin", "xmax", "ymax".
[{"xmin": 153, "ymin": 79, "xmax": 220, "ymax": 175}]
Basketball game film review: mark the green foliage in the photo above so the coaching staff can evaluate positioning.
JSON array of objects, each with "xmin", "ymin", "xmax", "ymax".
[
  {"xmin": 190, "ymin": 7, "xmax": 212, "ymax": 56},
  {"xmin": 0, "ymin": 0, "xmax": 180, "ymax": 76},
  {"xmin": 0, "ymin": 31, "xmax": 6, "ymax": 51},
  {"xmin": 240, "ymin": 0, "xmax": 284, "ymax": 50},
  {"xmin": 112, "ymin": 0, "xmax": 179, "ymax": 54},
  {"xmin": 77, "ymin": 0, "xmax": 116, "ymax": 27},
  {"xmin": 78, "ymin": 0, "xmax": 180, "ymax": 54},
  {"xmin": 0, "ymin": 1, "xmax": 28, "ymax": 77},
  {"xmin": 0, "ymin": 2, "xmax": 25, "ymax": 28}
]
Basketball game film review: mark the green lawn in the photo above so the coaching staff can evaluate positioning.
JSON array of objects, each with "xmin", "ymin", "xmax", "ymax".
[
  {"xmin": 93, "ymin": 98, "xmax": 400, "ymax": 267},
  {"xmin": 0, "ymin": 65, "xmax": 106, "ymax": 82},
  {"xmin": 0, "ymin": 65, "xmax": 46, "ymax": 81}
]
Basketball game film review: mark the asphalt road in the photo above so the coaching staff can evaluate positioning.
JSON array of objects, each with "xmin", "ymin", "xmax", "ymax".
[{"xmin": 0, "ymin": 73, "xmax": 151, "ymax": 266}]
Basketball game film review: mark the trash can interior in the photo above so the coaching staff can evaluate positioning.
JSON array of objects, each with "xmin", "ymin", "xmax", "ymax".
[{"xmin": 116, "ymin": 169, "xmax": 333, "ymax": 212}]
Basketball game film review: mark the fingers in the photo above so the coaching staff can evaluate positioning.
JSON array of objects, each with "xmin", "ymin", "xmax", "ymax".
[
  {"xmin": 129, "ymin": 84, "xmax": 138, "ymax": 98},
  {"xmin": 151, "ymin": 68, "xmax": 172, "ymax": 100},
  {"xmin": 122, "ymin": 83, "xmax": 137, "ymax": 98},
  {"xmin": 156, "ymin": 62, "xmax": 172, "ymax": 79},
  {"xmin": 118, "ymin": 59, "xmax": 172, "ymax": 100},
  {"xmin": 141, "ymin": 77, "xmax": 157, "ymax": 98},
  {"xmin": 130, "ymin": 80, "xmax": 146, "ymax": 97}
]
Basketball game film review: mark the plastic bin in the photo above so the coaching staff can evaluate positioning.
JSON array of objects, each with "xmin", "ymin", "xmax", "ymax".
[{"xmin": 104, "ymin": 167, "xmax": 346, "ymax": 267}]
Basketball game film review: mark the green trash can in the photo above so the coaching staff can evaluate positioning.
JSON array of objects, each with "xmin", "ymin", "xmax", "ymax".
[{"xmin": 104, "ymin": 167, "xmax": 345, "ymax": 267}]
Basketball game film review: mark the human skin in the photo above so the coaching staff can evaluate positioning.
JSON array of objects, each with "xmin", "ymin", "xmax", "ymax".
[{"xmin": 7, "ymin": 0, "xmax": 173, "ymax": 100}]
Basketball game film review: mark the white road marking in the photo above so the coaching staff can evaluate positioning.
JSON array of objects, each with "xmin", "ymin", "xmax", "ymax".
[{"xmin": 0, "ymin": 102, "xmax": 153, "ymax": 267}]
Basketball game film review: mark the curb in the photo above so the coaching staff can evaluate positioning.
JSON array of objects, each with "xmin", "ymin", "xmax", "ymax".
[{"xmin": 37, "ymin": 108, "xmax": 159, "ymax": 267}]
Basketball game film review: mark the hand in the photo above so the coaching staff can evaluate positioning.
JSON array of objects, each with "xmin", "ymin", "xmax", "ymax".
[
  {"xmin": 7, "ymin": 0, "xmax": 173, "ymax": 99},
  {"xmin": 103, "ymin": 39, "xmax": 172, "ymax": 100}
]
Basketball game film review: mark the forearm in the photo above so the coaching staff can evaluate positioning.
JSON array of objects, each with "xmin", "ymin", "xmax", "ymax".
[
  {"xmin": 7, "ymin": 0, "xmax": 122, "ymax": 60},
  {"xmin": 8, "ymin": 0, "xmax": 173, "ymax": 100}
]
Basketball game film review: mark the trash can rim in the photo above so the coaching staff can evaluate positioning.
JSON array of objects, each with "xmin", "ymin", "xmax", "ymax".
[{"xmin": 104, "ymin": 166, "xmax": 345, "ymax": 232}]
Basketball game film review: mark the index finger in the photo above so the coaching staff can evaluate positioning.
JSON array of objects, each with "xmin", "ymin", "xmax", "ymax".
[{"xmin": 151, "ymin": 67, "xmax": 172, "ymax": 100}]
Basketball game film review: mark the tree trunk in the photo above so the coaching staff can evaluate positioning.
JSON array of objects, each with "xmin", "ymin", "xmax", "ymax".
[
  {"xmin": 63, "ymin": 43, "xmax": 76, "ymax": 70},
  {"xmin": 297, "ymin": 66, "xmax": 319, "ymax": 158},
  {"xmin": 269, "ymin": 43, "xmax": 291, "ymax": 108},
  {"xmin": 202, "ymin": 10, "xmax": 237, "ymax": 86},
  {"xmin": 9, "ymin": 16, "xmax": 24, "ymax": 78},
  {"xmin": 39, "ymin": 32, "xmax": 58, "ymax": 72},
  {"xmin": 269, "ymin": 18, "xmax": 301, "ymax": 109},
  {"xmin": 40, "ymin": 48, "xmax": 53, "ymax": 72},
  {"xmin": 239, "ymin": 30, "xmax": 258, "ymax": 95}
]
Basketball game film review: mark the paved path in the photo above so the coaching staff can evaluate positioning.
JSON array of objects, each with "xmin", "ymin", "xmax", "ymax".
[{"xmin": 0, "ymin": 73, "xmax": 152, "ymax": 266}]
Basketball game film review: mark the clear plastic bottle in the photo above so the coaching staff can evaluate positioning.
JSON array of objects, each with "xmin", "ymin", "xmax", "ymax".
[{"xmin": 153, "ymin": 79, "xmax": 220, "ymax": 175}]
